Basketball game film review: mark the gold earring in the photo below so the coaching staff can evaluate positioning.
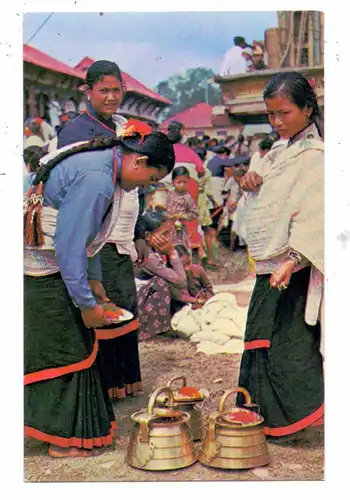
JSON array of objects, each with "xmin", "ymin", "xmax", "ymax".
[{"xmin": 135, "ymin": 155, "xmax": 148, "ymax": 165}]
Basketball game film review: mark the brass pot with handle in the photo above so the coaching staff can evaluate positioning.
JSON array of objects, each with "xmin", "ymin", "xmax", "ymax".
[
  {"xmin": 198, "ymin": 387, "xmax": 270, "ymax": 470},
  {"xmin": 161, "ymin": 375, "xmax": 207, "ymax": 441},
  {"xmin": 127, "ymin": 386, "xmax": 197, "ymax": 471}
]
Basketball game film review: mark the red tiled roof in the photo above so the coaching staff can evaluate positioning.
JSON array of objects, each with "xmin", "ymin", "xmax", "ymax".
[
  {"xmin": 74, "ymin": 57, "xmax": 172, "ymax": 106},
  {"xmin": 23, "ymin": 44, "xmax": 85, "ymax": 80},
  {"xmin": 23, "ymin": 46, "xmax": 172, "ymax": 106},
  {"xmin": 161, "ymin": 102, "xmax": 213, "ymax": 130}
]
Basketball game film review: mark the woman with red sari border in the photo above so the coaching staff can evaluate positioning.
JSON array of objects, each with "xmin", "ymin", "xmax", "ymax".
[
  {"xmin": 236, "ymin": 71, "xmax": 324, "ymax": 442},
  {"xmin": 24, "ymin": 121, "xmax": 175, "ymax": 458}
]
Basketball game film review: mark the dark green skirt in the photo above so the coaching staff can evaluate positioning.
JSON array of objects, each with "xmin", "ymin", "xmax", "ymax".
[
  {"xmin": 24, "ymin": 273, "xmax": 116, "ymax": 448},
  {"xmin": 97, "ymin": 244, "xmax": 142, "ymax": 399},
  {"xmin": 237, "ymin": 267, "xmax": 324, "ymax": 437}
]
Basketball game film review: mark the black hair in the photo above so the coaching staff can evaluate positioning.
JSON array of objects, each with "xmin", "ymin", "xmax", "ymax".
[
  {"xmin": 172, "ymin": 165, "xmax": 190, "ymax": 181},
  {"xmin": 85, "ymin": 60, "xmax": 123, "ymax": 88},
  {"xmin": 263, "ymin": 71, "xmax": 324, "ymax": 138},
  {"xmin": 33, "ymin": 132, "xmax": 175, "ymax": 185},
  {"xmin": 259, "ymin": 138, "xmax": 274, "ymax": 152},
  {"xmin": 194, "ymin": 147, "xmax": 207, "ymax": 161},
  {"xmin": 233, "ymin": 36, "xmax": 252, "ymax": 49},
  {"xmin": 188, "ymin": 137, "xmax": 200, "ymax": 148},
  {"xmin": 234, "ymin": 36, "xmax": 246, "ymax": 46},
  {"xmin": 167, "ymin": 120, "xmax": 184, "ymax": 144},
  {"xmin": 23, "ymin": 146, "xmax": 48, "ymax": 173},
  {"xmin": 143, "ymin": 208, "xmax": 168, "ymax": 233}
]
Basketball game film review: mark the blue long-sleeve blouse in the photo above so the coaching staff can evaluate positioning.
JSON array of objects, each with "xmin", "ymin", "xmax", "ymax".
[{"xmin": 27, "ymin": 148, "xmax": 118, "ymax": 309}]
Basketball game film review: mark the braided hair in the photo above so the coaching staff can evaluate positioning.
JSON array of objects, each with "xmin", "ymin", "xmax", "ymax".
[
  {"xmin": 33, "ymin": 136, "xmax": 123, "ymax": 185},
  {"xmin": 25, "ymin": 126, "xmax": 175, "ymax": 248},
  {"xmin": 33, "ymin": 129, "xmax": 175, "ymax": 186},
  {"xmin": 263, "ymin": 71, "xmax": 324, "ymax": 139}
]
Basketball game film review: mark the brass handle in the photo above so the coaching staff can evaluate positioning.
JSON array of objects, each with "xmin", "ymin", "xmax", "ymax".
[
  {"xmin": 166, "ymin": 375, "xmax": 187, "ymax": 389},
  {"xmin": 208, "ymin": 411, "xmax": 220, "ymax": 441},
  {"xmin": 219, "ymin": 387, "xmax": 252, "ymax": 413},
  {"xmin": 148, "ymin": 386, "xmax": 174, "ymax": 415}
]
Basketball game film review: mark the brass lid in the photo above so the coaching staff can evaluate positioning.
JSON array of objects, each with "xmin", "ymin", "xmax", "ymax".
[
  {"xmin": 156, "ymin": 393, "xmax": 203, "ymax": 405},
  {"xmin": 164, "ymin": 376, "xmax": 205, "ymax": 403},
  {"xmin": 130, "ymin": 410, "xmax": 157, "ymax": 425},
  {"xmin": 217, "ymin": 387, "xmax": 264, "ymax": 427},
  {"xmin": 220, "ymin": 409, "xmax": 264, "ymax": 427},
  {"xmin": 152, "ymin": 406, "xmax": 183, "ymax": 418},
  {"xmin": 173, "ymin": 391, "xmax": 204, "ymax": 403}
]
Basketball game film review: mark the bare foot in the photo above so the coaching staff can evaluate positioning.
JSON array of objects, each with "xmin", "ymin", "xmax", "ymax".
[{"xmin": 48, "ymin": 445, "xmax": 105, "ymax": 458}]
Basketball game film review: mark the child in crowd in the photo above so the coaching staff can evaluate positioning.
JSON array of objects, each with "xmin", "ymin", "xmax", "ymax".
[
  {"xmin": 167, "ymin": 166, "xmax": 198, "ymax": 221},
  {"xmin": 195, "ymin": 147, "xmax": 220, "ymax": 267},
  {"xmin": 166, "ymin": 166, "xmax": 198, "ymax": 250}
]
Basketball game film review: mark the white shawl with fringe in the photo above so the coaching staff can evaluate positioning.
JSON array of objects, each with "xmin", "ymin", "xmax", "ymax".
[
  {"xmin": 244, "ymin": 137, "xmax": 324, "ymax": 273},
  {"xmin": 243, "ymin": 129, "xmax": 324, "ymax": 356}
]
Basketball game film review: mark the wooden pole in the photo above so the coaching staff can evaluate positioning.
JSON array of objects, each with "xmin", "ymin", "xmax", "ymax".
[
  {"xmin": 320, "ymin": 12, "xmax": 324, "ymax": 66},
  {"xmin": 28, "ymin": 86, "xmax": 37, "ymax": 117},
  {"xmin": 308, "ymin": 12, "xmax": 314, "ymax": 67},
  {"xmin": 278, "ymin": 11, "xmax": 287, "ymax": 53},
  {"xmin": 296, "ymin": 11, "xmax": 307, "ymax": 67},
  {"xmin": 289, "ymin": 12, "xmax": 295, "ymax": 67},
  {"xmin": 265, "ymin": 28, "xmax": 282, "ymax": 69}
]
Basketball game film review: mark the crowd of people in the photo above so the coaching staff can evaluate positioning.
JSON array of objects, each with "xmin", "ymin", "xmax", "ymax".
[{"xmin": 23, "ymin": 59, "xmax": 324, "ymax": 459}]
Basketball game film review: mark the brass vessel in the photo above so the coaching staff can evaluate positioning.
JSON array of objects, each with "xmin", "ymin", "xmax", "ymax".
[
  {"xmin": 198, "ymin": 387, "xmax": 270, "ymax": 470},
  {"xmin": 162, "ymin": 376, "xmax": 206, "ymax": 442},
  {"xmin": 127, "ymin": 386, "xmax": 197, "ymax": 471}
]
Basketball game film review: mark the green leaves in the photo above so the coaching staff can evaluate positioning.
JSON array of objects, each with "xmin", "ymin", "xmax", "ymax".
[{"xmin": 154, "ymin": 67, "xmax": 221, "ymax": 118}]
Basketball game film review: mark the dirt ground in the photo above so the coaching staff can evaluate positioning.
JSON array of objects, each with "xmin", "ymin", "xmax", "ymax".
[{"xmin": 24, "ymin": 246, "xmax": 324, "ymax": 482}]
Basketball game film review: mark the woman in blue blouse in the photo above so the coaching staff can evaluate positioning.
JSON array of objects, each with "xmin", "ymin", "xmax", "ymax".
[
  {"xmin": 24, "ymin": 126, "xmax": 175, "ymax": 458},
  {"xmin": 56, "ymin": 60, "xmax": 148, "ymax": 400}
]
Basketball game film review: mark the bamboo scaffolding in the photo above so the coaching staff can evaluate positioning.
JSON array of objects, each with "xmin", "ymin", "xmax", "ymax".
[
  {"xmin": 280, "ymin": 11, "xmax": 294, "ymax": 67},
  {"xmin": 319, "ymin": 12, "xmax": 324, "ymax": 66},
  {"xmin": 295, "ymin": 11, "xmax": 307, "ymax": 66},
  {"xmin": 308, "ymin": 12, "xmax": 314, "ymax": 67}
]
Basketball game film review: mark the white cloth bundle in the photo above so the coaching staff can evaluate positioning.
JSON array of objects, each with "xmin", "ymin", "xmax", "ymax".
[{"xmin": 171, "ymin": 292, "xmax": 248, "ymax": 354}]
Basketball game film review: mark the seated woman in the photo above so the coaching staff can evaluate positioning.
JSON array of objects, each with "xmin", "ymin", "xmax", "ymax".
[{"xmin": 134, "ymin": 210, "xmax": 188, "ymax": 341}]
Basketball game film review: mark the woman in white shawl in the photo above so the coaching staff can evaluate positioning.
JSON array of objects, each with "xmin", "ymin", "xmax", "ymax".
[{"xmin": 236, "ymin": 72, "xmax": 324, "ymax": 442}]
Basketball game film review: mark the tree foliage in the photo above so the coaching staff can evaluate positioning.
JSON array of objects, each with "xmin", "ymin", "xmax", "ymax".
[{"xmin": 154, "ymin": 67, "xmax": 221, "ymax": 119}]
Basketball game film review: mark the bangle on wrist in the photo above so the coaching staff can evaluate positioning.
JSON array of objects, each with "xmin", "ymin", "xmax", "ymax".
[{"xmin": 288, "ymin": 249, "xmax": 302, "ymax": 266}]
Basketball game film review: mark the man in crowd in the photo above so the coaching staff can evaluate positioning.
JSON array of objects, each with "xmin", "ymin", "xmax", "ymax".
[{"xmin": 219, "ymin": 36, "xmax": 253, "ymax": 76}]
